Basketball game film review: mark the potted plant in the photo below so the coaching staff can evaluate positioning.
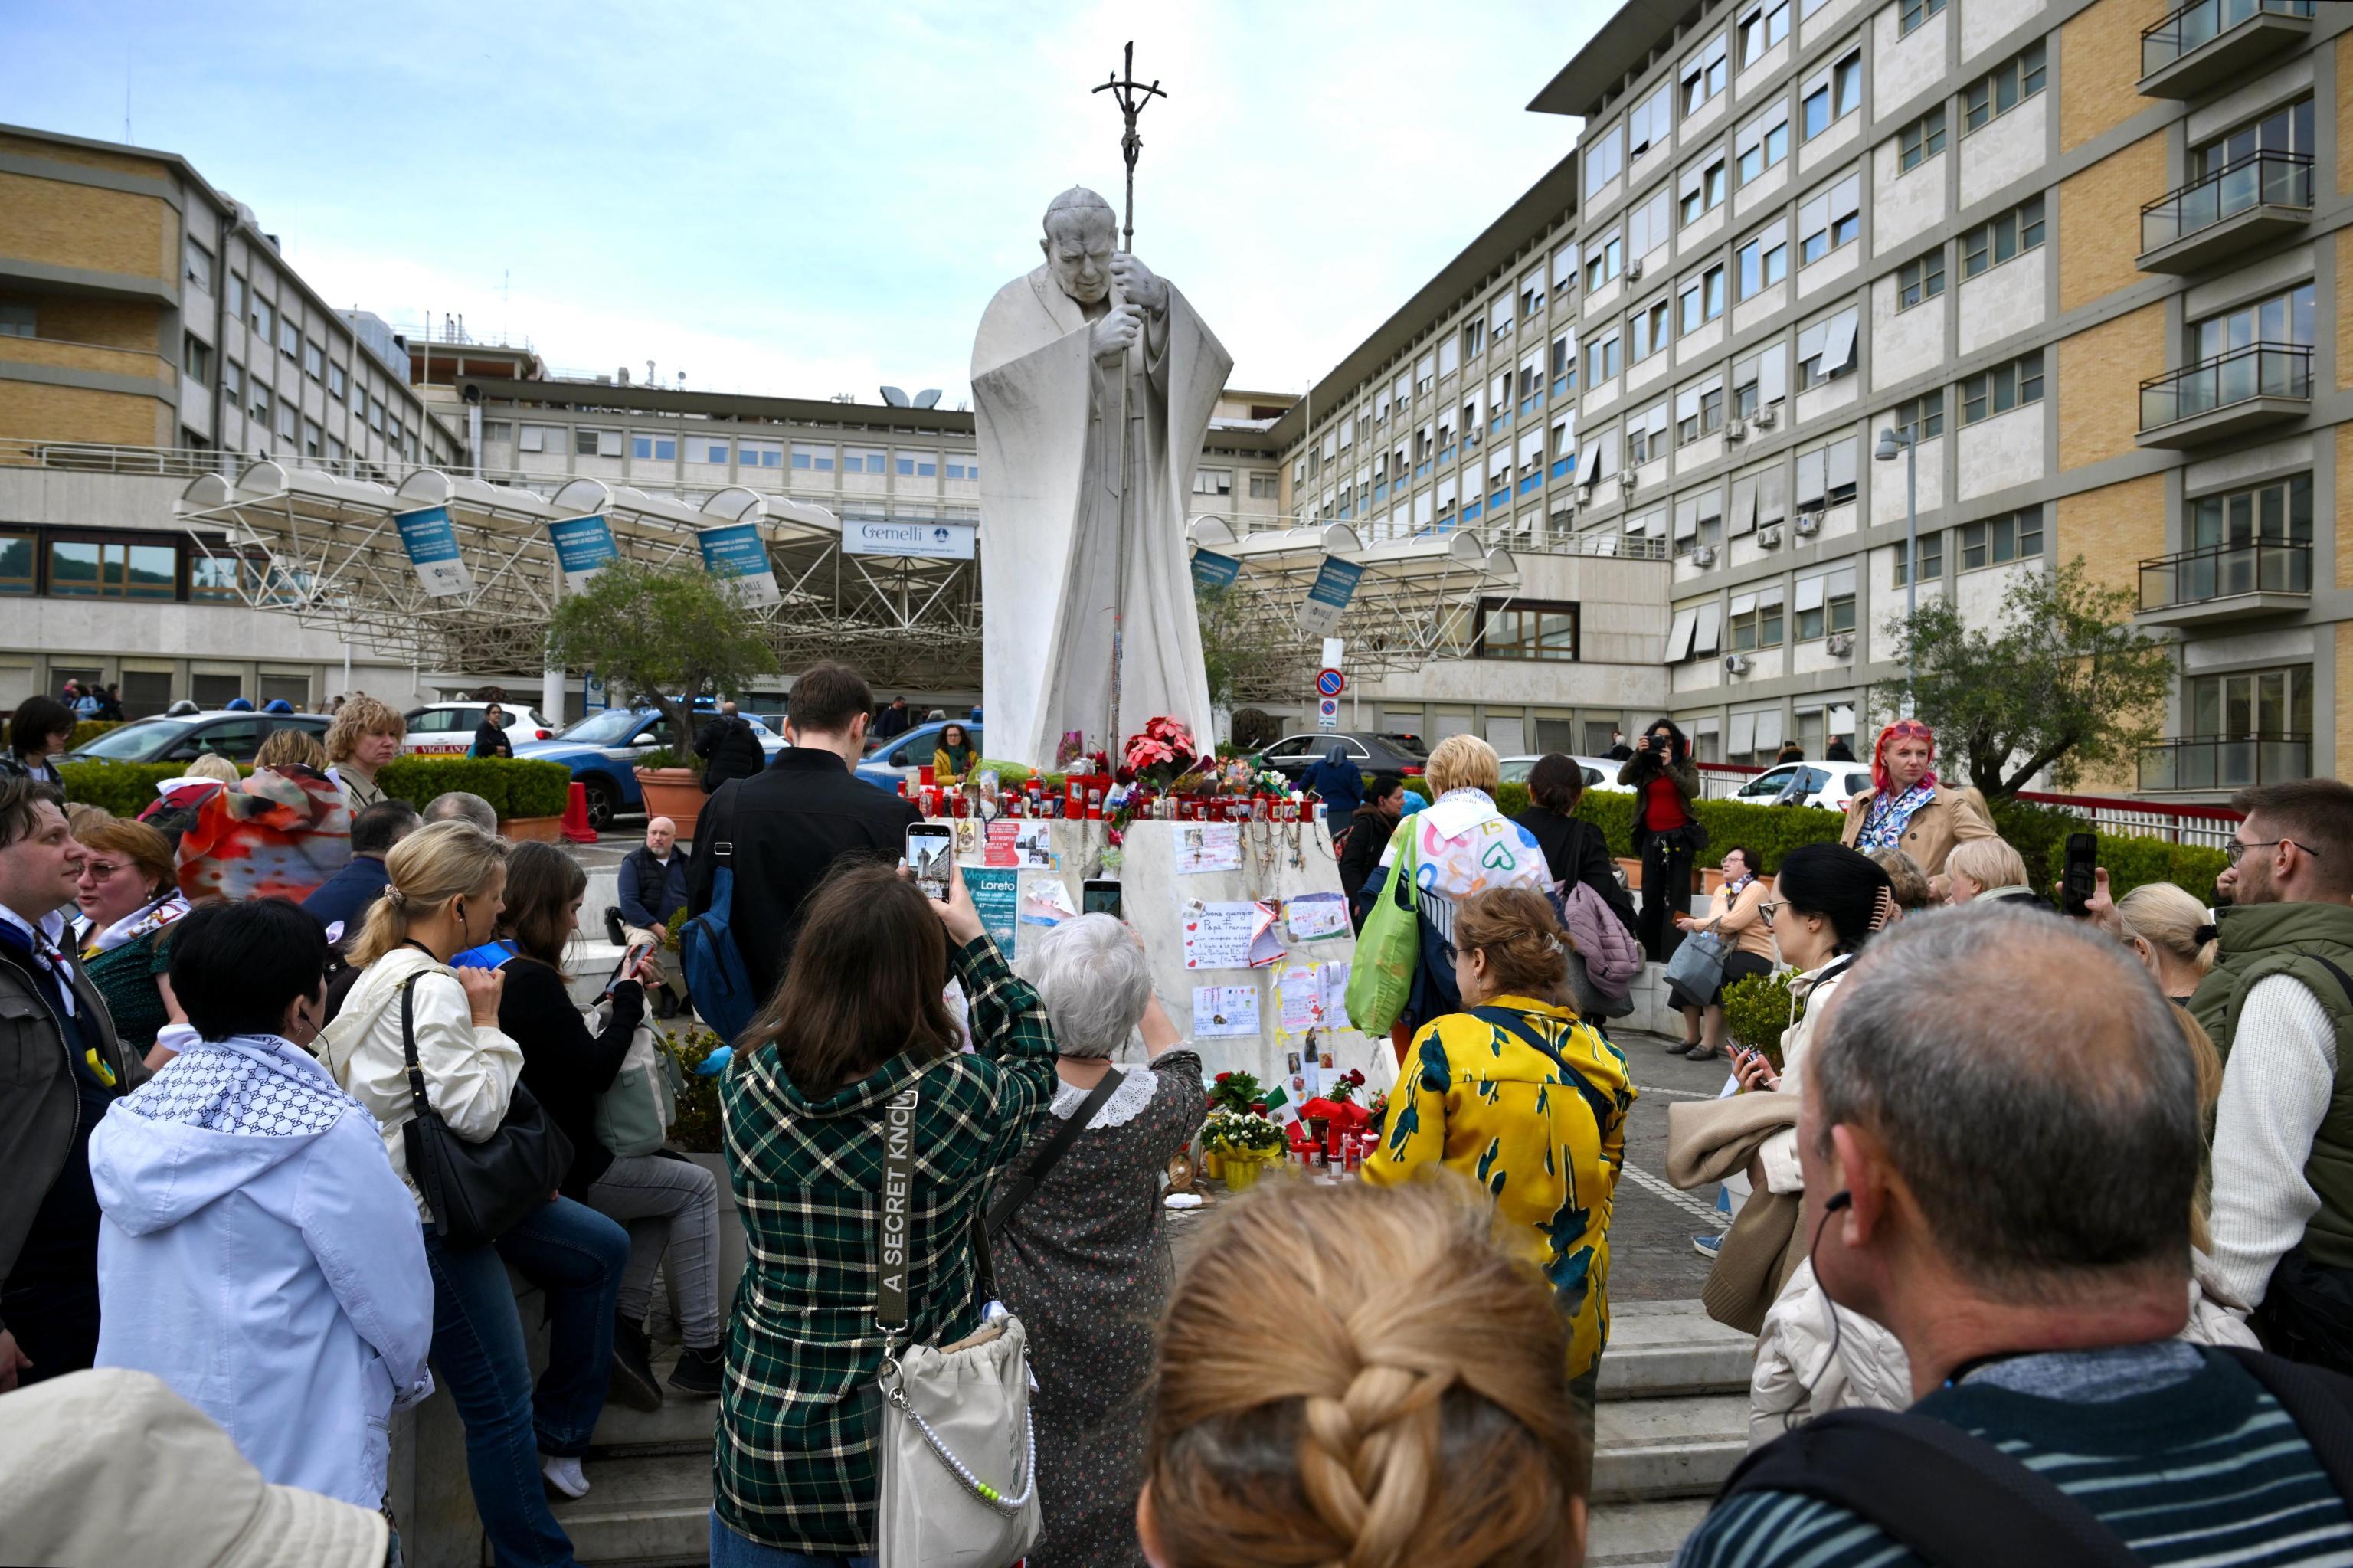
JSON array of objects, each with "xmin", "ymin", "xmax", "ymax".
[
  {"xmin": 664, "ymin": 1026, "xmax": 747, "ymax": 1305},
  {"xmin": 543, "ymin": 557, "xmax": 780, "ymax": 840},
  {"xmin": 628, "ymin": 747, "xmax": 706, "ymax": 839},
  {"xmin": 1721, "ymin": 969, "xmax": 1798, "ymax": 1072},
  {"xmin": 1209, "ymin": 1110, "xmax": 1284, "ymax": 1191}
]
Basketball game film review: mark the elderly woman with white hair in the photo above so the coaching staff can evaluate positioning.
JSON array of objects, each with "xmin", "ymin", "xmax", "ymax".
[{"xmin": 993, "ymin": 912, "xmax": 1203, "ymax": 1568}]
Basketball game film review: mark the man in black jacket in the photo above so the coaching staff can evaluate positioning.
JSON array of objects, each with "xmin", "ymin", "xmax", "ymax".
[
  {"xmin": 692, "ymin": 701, "xmax": 764, "ymax": 794},
  {"xmin": 618, "ymin": 816, "xmax": 693, "ymax": 1016},
  {"xmin": 687, "ymin": 662, "xmax": 918, "ymax": 1004},
  {"xmin": 869, "ymin": 696, "xmax": 913, "ymax": 741}
]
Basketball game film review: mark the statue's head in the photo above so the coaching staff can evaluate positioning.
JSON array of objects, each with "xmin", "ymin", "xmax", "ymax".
[{"xmin": 1039, "ymin": 187, "xmax": 1118, "ymax": 306}]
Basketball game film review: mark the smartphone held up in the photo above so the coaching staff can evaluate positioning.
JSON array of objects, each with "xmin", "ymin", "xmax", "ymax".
[{"xmin": 907, "ymin": 823, "xmax": 954, "ymax": 902}]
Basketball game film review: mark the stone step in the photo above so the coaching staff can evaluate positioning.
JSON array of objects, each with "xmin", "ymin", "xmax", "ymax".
[
  {"xmin": 1588, "ymin": 1498, "xmax": 1715, "ymax": 1566},
  {"xmin": 587, "ymin": 1347, "xmax": 722, "ymax": 1457},
  {"xmin": 1599, "ymin": 1300, "xmax": 1754, "ymax": 1401},
  {"xmin": 543, "ymin": 1452, "xmax": 709, "ymax": 1568},
  {"xmin": 1591, "ymin": 1393, "xmax": 1750, "ymax": 1502}
]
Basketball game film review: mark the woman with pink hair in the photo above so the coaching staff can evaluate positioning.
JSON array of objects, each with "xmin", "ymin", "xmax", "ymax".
[{"xmin": 1836, "ymin": 718, "xmax": 1993, "ymax": 878}]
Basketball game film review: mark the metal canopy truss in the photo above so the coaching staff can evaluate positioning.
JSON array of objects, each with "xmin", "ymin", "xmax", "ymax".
[
  {"xmin": 169, "ymin": 460, "xmax": 1505, "ymax": 702},
  {"xmin": 1186, "ymin": 519, "xmax": 1520, "ymax": 705},
  {"xmin": 170, "ymin": 460, "xmax": 961, "ymax": 680}
]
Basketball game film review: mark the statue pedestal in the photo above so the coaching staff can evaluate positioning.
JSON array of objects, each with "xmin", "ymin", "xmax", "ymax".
[{"xmin": 931, "ymin": 817, "xmax": 1390, "ymax": 1095}]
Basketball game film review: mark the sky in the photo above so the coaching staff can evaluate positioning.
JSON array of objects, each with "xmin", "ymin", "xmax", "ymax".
[{"xmin": 5, "ymin": 0, "xmax": 1614, "ymax": 408}]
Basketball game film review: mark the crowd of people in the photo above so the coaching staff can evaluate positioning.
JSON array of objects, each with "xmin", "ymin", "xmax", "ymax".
[{"xmin": 11, "ymin": 669, "xmax": 2353, "ymax": 1568}]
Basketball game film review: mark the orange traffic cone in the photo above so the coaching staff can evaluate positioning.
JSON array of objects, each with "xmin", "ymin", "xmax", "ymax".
[{"xmin": 560, "ymin": 781, "xmax": 597, "ymax": 843}]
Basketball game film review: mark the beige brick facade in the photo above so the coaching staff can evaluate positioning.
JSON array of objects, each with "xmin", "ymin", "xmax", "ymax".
[
  {"xmin": 2340, "ymin": 424, "xmax": 2353, "ymax": 589},
  {"xmin": 0, "ymin": 172, "xmax": 171, "ymax": 283},
  {"xmin": 2057, "ymin": 0, "xmax": 2168, "ymax": 154},
  {"xmin": 0, "ymin": 381, "xmax": 166, "ymax": 451},
  {"xmin": 2055, "ymin": 473, "xmax": 2166, "ymax": 597},
  {"xmin": 2341, "ymin": 34, "xmax": 2353, "ymax": 197},
  {"xmin": 2057, "ymin": 303, "xmax": 2164, "ymax": 471},
  {"xmin": 0, "ymin": 294, "xmax": 165, "ymax": 355},
  {"xmin": 2059, "ymin": 133, "xmax": 2165, "ymax": 314},
  {"xmin": 2338, "ymin": 623, "xmax": 2353, "ymax": 785},
  {"xmin": 0, "ymin": 133, "xmax": 172, "ymax": 182}
]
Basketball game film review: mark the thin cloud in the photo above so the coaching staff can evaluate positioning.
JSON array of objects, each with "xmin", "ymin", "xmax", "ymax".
[{"xmin": 9, "ymin": 0, "xmax": 1614, "ymax": 404}]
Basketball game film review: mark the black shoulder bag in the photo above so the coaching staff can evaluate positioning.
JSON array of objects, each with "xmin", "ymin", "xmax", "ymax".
[{"xmin": 398, "ymin": 972, "xmax": 574, "ymax": 1249}]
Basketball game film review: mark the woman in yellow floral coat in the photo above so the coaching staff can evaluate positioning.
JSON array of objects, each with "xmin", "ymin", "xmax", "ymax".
[{"xmin": 1361, "ymin": 883, "xmax": 1634, "ymax": 1418}]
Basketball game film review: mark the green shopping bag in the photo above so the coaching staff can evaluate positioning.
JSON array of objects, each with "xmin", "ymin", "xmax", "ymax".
[{"xmin": 1346, "ymin": 817, "xmax": 1420, "ymax": 1037}]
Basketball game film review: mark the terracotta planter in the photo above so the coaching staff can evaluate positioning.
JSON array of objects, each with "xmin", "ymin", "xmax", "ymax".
[
  {"xmin": 1615, "ymin": 856, "xmax": 1707, "ymax": 893},
  {"xmin": 500, "ymin": 814, "xmax": 562, "ymax": 843},
  {"xmin": 633, "ymin": 768, "xmax": 704, "ymax": 839}
]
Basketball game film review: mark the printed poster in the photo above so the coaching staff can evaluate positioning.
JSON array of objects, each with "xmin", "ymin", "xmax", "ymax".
[
  {"xmin": 1174, "ymin": 822, "xmax": 1243, "ymax": 876},
  {"xmin": 965, "ymin": 867, "xmax": 1019, "ymax": 957},
  {"xmin": 1192, "ymin": 984, "xmax": 1261, "ymax": 1038},
  {"xmin": 983, "ymin": 820, "xmax": 1019, "ymax": 868},
  {"xmin": 1013, "ymin": 821, "xmax": 1054, "ymax": 869}
]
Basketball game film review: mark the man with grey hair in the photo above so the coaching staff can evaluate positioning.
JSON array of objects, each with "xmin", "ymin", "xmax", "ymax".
[
  {"xmin": 970, "ymin": 186, "xmax": 1230, "ymax": 764},
  {"xmin": 420, "ymin": 791, "xmax": 497, "ymax": 834},
  {"xmin": 1679, "ymin": 905, "xmax": 2353, "ymax": 1567},
  {"xmin": 995, "ymin": 912, "xmax": 1205, "ymax": 1554}
]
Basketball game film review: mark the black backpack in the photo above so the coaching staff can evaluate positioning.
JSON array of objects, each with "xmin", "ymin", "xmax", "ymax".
[{"xmin": 1715, "ymin": 1347, "xmax": 2353, "ymax": 1566}]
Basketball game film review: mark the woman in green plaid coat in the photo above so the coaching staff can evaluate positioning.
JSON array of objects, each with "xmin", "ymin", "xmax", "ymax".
[{"xmin": 713, "ymin": 857, "xmax": 1060, "ymax": 1563}]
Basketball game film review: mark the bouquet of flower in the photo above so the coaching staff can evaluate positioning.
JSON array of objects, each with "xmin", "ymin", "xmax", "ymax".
[
  {"xmin": 1120, "ymin": 716, "xmax": 1200, "ymax": 791},
  {"xmin": 1206, "ymin": 1069, "xmax": 1268, "ymax": 1116},
  {"xmin": 1055, "ymin": 731, "xmax": 1088, "ymax": 770},
  {"xmin": 1323, "ymin": 1066, "xmax": 1368, "ymax": 1105},
  {"xmin": 1203, "ymin": 1107, "xmax": 1283, "ymax": 1155}
]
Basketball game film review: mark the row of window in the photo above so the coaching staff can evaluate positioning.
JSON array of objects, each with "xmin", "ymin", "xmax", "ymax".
[
  {"xmin": 0, "ymin": 527, "xmax": 256, "ymax": 604},
  {"xmin": 492, "ymin": 424, "xmax": 982, "ymax": 481},
  {"xmin": 219, "ymin": 357, "xmax": 410, "ymax": 461}
]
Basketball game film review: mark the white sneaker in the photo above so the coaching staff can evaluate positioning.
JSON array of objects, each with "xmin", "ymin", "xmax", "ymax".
[{"xmin": 542, "ymin": 1455, "xmax": 589, "ymax": 1499}]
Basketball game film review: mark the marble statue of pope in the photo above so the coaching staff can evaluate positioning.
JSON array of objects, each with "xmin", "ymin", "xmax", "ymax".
[{"xmin": 970, "ymin": 186, "xmax": 1232, "ymax": 769}]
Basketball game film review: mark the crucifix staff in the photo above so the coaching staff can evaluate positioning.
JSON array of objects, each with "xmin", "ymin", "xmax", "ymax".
[{"xmin": 1091, "ymin": 41, "xmax": 1167, "ymax": 753}]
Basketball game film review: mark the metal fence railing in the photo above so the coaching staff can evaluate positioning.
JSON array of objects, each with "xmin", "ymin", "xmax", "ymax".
[
  {"xmin": 2139, "ymin": 342, "xmax": 2311, "ymax": 431},
  {"xmin": 2139, "ymin": 540, "xmax": 2311, "ymax": 609},
  {"xmin": 2142, "ymin": 0, "xmax": 2313, "ymax": 77}
]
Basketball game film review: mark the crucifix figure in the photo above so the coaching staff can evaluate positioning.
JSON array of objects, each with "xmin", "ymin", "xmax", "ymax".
[{"xmin": 968, "ymin": 45, "xmax": 1229, "ymax": 768}]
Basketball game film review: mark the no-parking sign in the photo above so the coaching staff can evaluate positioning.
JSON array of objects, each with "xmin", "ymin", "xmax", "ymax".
[
  {"xmin": 1317, "ymin": 696, "xmax": 1340, "ymax": 732},
  {"xmin": 1316, "ymin": 667, "xmax": 1346, "ymax": 698}
]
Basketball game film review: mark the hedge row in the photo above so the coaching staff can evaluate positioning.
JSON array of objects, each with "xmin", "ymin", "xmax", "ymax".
[
  {"xmin": 57, "ymin": 756, "xmax": 573, "ymax": 822},
  {"xmin": 2, "ymin": 719, "xmax": 125, "ymax": 749}
]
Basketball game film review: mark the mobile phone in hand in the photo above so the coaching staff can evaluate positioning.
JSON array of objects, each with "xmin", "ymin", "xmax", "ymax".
[
  {"xmin": 2062, "ymin": 833, "xmax": 2098, "ymax": 918},
  {"xmin": 907, "ymin": 823, "xmax": 954, "ymax": 902}
]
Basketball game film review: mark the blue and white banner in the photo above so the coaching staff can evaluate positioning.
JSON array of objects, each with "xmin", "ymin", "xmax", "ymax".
[
  {"xmin": 393, "ymin": 506, "xmax": 472, "ymax": 598},
  {"xmin": 1295, "ymin": 555, "xmax": 1363, "ymax": 637},
  {"xmin": 1190, "ymin": 548, "xmax": 1240, "ymax": 594},
  {"xmin": 698, "ymin": 523, "xmax": 781, "ymax": 608},
  {"xmin": 843, "ymin": 518, "xmax": 976, "ymax": 560},
  {"xmin": 548, "ymin": 514, "xmax": 618, "ymax": 592}
]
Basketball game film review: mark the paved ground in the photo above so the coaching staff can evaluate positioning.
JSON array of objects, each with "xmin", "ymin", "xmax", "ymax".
[{"xmin": 1163, "ymin": 1022, "xmax": 1733, "ymax": 1298}]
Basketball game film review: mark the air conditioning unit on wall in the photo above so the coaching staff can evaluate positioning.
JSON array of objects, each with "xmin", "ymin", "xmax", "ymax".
[
  {"xmin": 1827, "ymin": 632, "xmax": 1855, "ymax": 657},
  {"xmin": 1724, "ymin": 653, "xmax": 1751, "ymax": 674},
  {"xmin": 1691, "ymin": 545, "xmax": 1718, "ymax": 567},
  {"xmin": 1757, "ymin": 523, "xmax": 1783, "ymax": 548},
  {"xmin": 1795, "ymin": 510, "xmax": 1824, "ymax": 536},
  {"xmin": 1726, "ymin": 419, "xmax": 1747, "ymax": 441},
  {"xmin": 1626, "ymin": 258, "xmax": 1645, "ymax": 281},
  {"xmin": 1753, "ymin": 408, "xmax": 1778, "ymax": 430}
]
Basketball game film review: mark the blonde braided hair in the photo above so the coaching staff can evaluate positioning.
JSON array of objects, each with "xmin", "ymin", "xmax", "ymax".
[{"xmin": 1144, "ymin": 1177, "xmax": 1586, "ymax": 1568}]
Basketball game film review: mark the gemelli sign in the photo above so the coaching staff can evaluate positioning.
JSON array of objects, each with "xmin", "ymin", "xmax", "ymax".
[{"xmin": 843, "ymin": 519, "xmax": 976, "ymax": 559}]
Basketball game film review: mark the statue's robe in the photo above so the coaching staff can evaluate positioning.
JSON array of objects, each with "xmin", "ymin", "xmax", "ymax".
[{"xmin": 971, "ymin": 266, "xmax": 1231, "ymax": 767}]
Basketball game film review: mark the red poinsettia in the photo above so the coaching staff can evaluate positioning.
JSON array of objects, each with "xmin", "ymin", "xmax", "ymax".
[{"xmin": 1121, "ymin": 717, "xmax": 1199, "ymax": 791}]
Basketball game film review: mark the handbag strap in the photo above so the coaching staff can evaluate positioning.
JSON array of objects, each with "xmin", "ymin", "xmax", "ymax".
[
  {"xmin": 876, "ymin": 1082, "xmax": 921, "ymax": 1339},
  {"xmin": 398, "ymin": 976, "xmax": 433, "ymax": 1124},
  {"xmin": 985, "ymin": 1069, "xmax": 1125, "ymax": 1237}
]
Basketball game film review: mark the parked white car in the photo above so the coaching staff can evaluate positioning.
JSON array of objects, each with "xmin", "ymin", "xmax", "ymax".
[
  {"xmin": 1496, "ymin": 755, "xmax": 1635, "ymax": 794},
  {"xmin": 1729, "ymin": 761, "xmax": 1876, "ymax": 812},
  {"xmin": 403, "ymin": 702, "xmax": 561, "ymax": 756}
]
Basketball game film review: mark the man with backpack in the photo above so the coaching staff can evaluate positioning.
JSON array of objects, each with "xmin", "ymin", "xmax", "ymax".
[
  {"xmin": 1679, "ymin": 906, "xmax": 2353, "ymax": 1568},
  {"xmin": 2193, "ymin": 779, "xmax": 2353, "ymax": 1373},
  {"xmin": 691, "ymin": 700, "xmax": 764, "ymax": 794},
  {"xmin": 685, "ymin": 663, "xmax": 916, "ymax": 1027}
]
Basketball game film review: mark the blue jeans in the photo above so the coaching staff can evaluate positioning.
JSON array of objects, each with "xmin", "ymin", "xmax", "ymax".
[
  {"xmin": 709, "ymin": 1511, "xmax": 874, "ymax": 1568},
  {"xmin": 424, "ymin": 1197, "xmax": 630, "ymax": 1568}
]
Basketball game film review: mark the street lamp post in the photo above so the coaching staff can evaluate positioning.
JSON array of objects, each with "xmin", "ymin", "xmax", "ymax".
[{"xmin": 1875, "ymin": 427, "xmax": 1917, "ymax": 714}]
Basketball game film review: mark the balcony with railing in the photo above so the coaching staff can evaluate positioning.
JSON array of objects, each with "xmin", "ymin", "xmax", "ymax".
[
  {"xmin": 2139, "ymin": 152, "xmax": 2313, "ymax": 274},
  {"xmin": 2140, "ymin": 733, "xmax": 2311, "ymax": 793},
  {"xmin": 2138, "ymin": 342, "xmax": 2310, "ymax": 450},
  {"xmin": 2137, "ymin": 540, "xmax": 2310, "ymax": 627},
  {"xmin": 2140, "ymin": 0, "xmax": 2313, "ymax": 99}
]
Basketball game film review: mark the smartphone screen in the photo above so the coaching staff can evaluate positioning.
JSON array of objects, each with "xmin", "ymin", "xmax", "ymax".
[
  {"xmin": 609, "ymin": 940, "xmax": 654, "ymax": 991},
  {"xmin": 908, "ymin": 824, "xmax": 954, "ymax": 901},
  {"xmin": 1082, "ymin": 879, "xmax": 1123, "ymax": 918}
]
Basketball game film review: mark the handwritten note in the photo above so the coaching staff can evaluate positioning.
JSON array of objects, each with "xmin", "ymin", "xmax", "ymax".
[
  {"xmin": 1278, "ymin": 963, "xmax": 1323, "ymax": 1035},
  {"xmin": 1181, "ymin": 899, "xmax": 1259, "ymax": 970},
  {"xmin": 1284, "ymin": 891, "xmax": 1350, "ymax": 942},
  {"xmin": 1317, "ymin": 960, "xmax": 1352, "ymax": 1025},
  {"xmin": 1175, "ymin": 822, "xmax": 1243, "ymax": 875},
  {"xmin": 1192, "ymin": 984, "xmax": 1262, "ymax": 1038}
]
